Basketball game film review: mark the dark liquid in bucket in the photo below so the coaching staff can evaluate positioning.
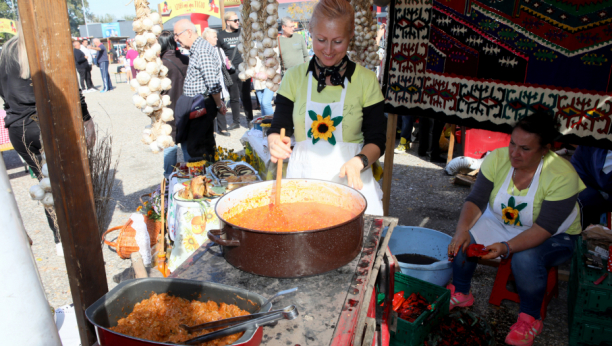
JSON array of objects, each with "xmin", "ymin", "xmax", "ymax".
[{"xmin": 396, "ymin": 253, "xmax": 439, "ymax": 265}]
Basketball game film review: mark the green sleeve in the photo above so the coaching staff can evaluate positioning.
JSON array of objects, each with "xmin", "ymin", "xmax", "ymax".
[
  {"xmin": 543, "ymin": 167, "xmax": 586, "ymax": 202},
  {"xmin": 479, "ymin": 149, "xmax": 500, "ymax": 183},
  {"xmin": 361, "ymin": 67, "xmax": 384, "ymax": 108},
  {"xmin": 277, "ymin": 68, "xmax": 296, "ymax": 102}
]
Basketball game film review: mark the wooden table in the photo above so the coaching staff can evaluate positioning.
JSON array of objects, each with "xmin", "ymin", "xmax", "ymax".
[{"xmin": 171, "ymin": 215, "xmax": 398, "ymax": 346}]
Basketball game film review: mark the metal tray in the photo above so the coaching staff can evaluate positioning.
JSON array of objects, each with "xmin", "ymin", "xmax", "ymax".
[{"xmin": 85, "ymin": 278, "xmax": 270, "ymax": 346}]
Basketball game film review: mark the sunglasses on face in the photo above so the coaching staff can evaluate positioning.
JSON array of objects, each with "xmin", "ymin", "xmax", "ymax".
[{"xmin": 228, "ymin": 19, "xmax": 239, "ymax": 23}]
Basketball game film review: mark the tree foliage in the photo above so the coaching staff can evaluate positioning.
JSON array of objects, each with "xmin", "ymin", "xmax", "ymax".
[
  {"xmin": 286, "ymin": 0, "xmax": 318, "ymax": 28},
  {"xmin": 67, "ymin": 0, "xmax": 91, "ymax": 36}
]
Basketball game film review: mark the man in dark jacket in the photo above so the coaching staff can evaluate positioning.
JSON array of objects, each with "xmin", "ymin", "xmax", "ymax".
[
  {"xmin": 217, "ymin": 11, "xmax": 253, "ymax": 130},
  {"xmin": 73, "ymin": 41, "xmax": 93, "ymax": 91}
]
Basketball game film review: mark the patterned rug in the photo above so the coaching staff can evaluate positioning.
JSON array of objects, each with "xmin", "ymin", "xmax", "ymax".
[{"xmin": 381, "ymin": 0, "xmax": 612, "ymax": 148}]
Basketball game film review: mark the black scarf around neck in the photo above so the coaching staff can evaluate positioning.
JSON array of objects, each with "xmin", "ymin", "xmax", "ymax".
[{"xmin": 313, "ymin": 55, "xmax": 349, "ymax": 93}]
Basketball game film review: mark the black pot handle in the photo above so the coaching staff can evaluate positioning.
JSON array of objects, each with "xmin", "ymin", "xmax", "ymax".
[{"xmin": 207, "ymin": 229, "xmax": 240, "ymax": 247}]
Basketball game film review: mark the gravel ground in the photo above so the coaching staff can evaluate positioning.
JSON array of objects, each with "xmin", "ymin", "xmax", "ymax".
[{"xmin": 1, "ymin": 64, "xmax": 569, "ymax": 345}]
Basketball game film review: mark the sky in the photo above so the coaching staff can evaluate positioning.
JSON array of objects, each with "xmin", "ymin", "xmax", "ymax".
[{"xmin": 88, "ymin": 0, "xmax": 167, "ymax": 19}]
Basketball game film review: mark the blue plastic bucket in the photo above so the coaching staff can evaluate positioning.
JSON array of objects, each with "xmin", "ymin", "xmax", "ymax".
[{"xmin": 387, "ymin": 226, "xmax": 452, "ymax": 287}]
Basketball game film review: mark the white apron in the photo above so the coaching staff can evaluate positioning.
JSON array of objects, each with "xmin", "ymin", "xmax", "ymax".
[
  {"xmin": 286, "ymin": 73, "xmax": 384, "ymax": 215},
  {"xmin": 471, "ymin": 159, "xmax": 578, "ymax": 246}
]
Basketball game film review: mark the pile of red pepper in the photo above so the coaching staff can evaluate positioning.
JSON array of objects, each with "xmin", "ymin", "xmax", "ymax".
[
  {"xmin": 467, "ymin": 244, "xmax": 490, "ymax": 258},
  {"xmin": 392, "ymin": 291, "xmax": 430, "ymax": 323}
]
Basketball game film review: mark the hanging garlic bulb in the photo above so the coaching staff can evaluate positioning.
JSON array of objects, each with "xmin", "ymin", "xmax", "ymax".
[
  {"xmin": 265, "ymin": 16, "xmax": 276, "ymax": 26},
  {"xmin": 146, "ymin": 93, "xmax": 161, "ymax": 106},
  {"xmin": 142, "ymin": 134, "xmax": 153, "ymax": 144},
  {"xmin": 151, "ymin": 25, "xmax": 162, "ymax": 36},
  {"xmin": 42, "ymin": 193, "xmax": 54, "ymax": 208},
  {"xmin": 138, "ymin": 86, "xmax": 152, "ymax": 98},
  {"xmin": 267, "ymin": 27, "xmax": 278, "ymax": 38},
  {"xmin": 142, "ymin": 18, "xmax": 153, "ymax": 30},
  {"xmin": 161, "ymin": 78, "xmax": 172, "ymax": 91},
  {"xmin": 161, "ymin": 108, "xmax": 174, "ymax": 121},
  {"xmin": 146, "ymin": 61, "xmax": 160, "ymax": 75},
  {"xmin": 156, "ymin": 135, "xmax": 173, "ymax": 148},
  {"xmin": 162, "ymin": 95, "xmax": 171, "ymax": 106},
  {"xmin": 151, "ymin": 43, "xmax": 162, "ymax": 55},
  {"xmin": 149, "ymin": 12, "xmax": 161, "ymax": 24},
  {"xmin": 149, "ymin": 142, "xmax": 161, "ymax": 153},
  {"xmin": 251, "ymin": 0, "xmax": 262, "ymax": 10},
  {"xmin": 41, "ymin": 164, "xmax": 49, "ymax": 177},
  {"xmin": 149, "ymin": 78, "xmax": 162, "ymax": 92},
  {"xmin": 159, "ymin": 65, "xmax": 169, "ymax": 77},
  {"xmin": 133, "ymin": 95, "xmax": 147, "ymax": 109},
  {"xmin": 142, "ymin": 106, "xmax": 154, "ymax": 115},
  {"xmin": 135, "ymin": 35, "xmax": 147, "ymax": 47},
  {"xmin": 130, "ymin": 79, "xmax": 140, "ymax": 89},
  {"xmin": 137, "ymin": 71, "xmax": 151, "ymax": 85},
  {"xmin": 143, "ymin": 49, "xmax": 156, "ymax": 61},
  {"xmin": 39, "ymin": 178, "xmax": 52, "ymax": 192},
  {"xmin": 133, "ymin": 20, "xmax": 143, "ymax": 32},
  {"xmin": 266, "ymin": 3, "xmax": 277, "ymax": 14},
  {"xmin": 252, "ymin": 22, "xmax": 261, "ymax": 31},
  {"xmin": 29, "ymin": 184, "xmax": 45, "ymax": 201},
  {"xmin": 133, "ymin": 57, "xmax": 147, "ymax": 71}
]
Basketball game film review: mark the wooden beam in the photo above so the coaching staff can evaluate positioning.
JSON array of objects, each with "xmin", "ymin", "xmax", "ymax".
[
  {"xmin": 18, "ymin": 0, "xmax": 108, "ymax": 344},
  {"xmin": 220, "ymin": 0, "xmax": 226, "ymax": 31},
  {"xmin": 447, "ymin": 124, "xmax": 456, "ymax": 164},
  {"xmin": 382, "ymin": 113, "xmax": 398, "ymax": 216}
]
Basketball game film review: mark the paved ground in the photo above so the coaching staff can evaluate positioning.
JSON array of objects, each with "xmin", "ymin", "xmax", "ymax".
[{"xmin": 1, "ymin": 64, "xmax": 569, "ymax": 345}]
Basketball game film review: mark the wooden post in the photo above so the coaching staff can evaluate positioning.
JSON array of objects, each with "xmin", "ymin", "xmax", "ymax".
[
  {"xmin": 220, "ymin": 0, "xmax": 226, "ymax": 31},
  {"xmin": 447, "ymin": 124, "xmax": 456, "ymax": 164},
  {"xmin": 18, "ymin": 1, "xmax": 108, "ymax": 345},
  {"xmin": 382, "ymin": 113, "xmax": 398, "ymax": 216}
]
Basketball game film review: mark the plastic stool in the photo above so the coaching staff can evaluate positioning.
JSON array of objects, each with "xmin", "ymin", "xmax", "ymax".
[{"xmin": 488, "ymin": 256, "xmax": 558, "ymax": 320}]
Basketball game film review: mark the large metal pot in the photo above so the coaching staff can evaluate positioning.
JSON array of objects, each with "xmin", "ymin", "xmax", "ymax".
[
  {"xmin": 208, "ymin": 179, "xmax": 367, "ymax": 278},
  {"xmin": 85, "ymin": 278, "xmax": 270, "ymax": 346}
]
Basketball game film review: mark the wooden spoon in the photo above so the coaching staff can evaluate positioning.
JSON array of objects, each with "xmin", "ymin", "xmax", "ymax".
[{"xmin": 275, "ymin": 128, "xmax": 286, "ymax": 207}]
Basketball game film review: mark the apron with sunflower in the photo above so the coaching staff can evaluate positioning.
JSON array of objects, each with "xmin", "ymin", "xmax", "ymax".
[
  {"xmin": 286, "ymin": 72, "xmax": 384, "ymax": 215},
  {"xmin": 471, "ymin": 159, "xmax": 578, "ymax": 246}
]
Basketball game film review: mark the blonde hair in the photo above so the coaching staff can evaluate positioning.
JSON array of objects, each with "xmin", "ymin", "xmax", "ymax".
[
  {"xmin": 224, "ymin": 11, "xmax": 237, "ymax": 21},
  {"xmin": 0, "ymin": 21, "xmax": 30, "ymax": 79},
  {"xmin": 309, "ymin": 0, "xmax": 354, "ymax": 33}
]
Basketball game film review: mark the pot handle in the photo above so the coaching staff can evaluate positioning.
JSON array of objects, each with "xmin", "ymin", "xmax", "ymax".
[{"xmin": 207, "ymin": 229, "xmax": 240, "ymax": 247}]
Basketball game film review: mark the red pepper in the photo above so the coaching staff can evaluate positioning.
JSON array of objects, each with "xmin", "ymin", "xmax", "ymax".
[
  {"xmin": 467, "ymin": 244, "xmax": 489, "ymax": 258},
  {"xmin": 392, "ymin": 291, "xmax": 405, "ymax": 312}
]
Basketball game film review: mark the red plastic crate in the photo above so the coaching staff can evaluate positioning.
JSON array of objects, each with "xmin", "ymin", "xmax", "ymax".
[{"xmin": 463, "ymin": 128, "xmax": 511, "ymax": 159}]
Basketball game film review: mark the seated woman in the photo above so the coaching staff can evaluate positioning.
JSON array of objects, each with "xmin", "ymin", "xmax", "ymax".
[
  {"xmin": 267, "ymin": 0, "xmax": 386, "ymax": 215},
  {"xmin": 447, "ymin": 112, "xmax": 584, "ymax": 346}
]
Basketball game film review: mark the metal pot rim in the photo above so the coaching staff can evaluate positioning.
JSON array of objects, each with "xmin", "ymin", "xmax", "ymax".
[{"xmin": 214, "ymin": 178, "xmax": 367, "ymax": 234}]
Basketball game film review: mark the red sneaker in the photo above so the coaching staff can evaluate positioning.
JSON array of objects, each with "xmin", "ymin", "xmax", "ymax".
[
  {"xmin": 447, "ymin": 283, "xmax": 474, "ymax": 311},
  {"xmin": 505, "ymin": 313, "xmax": 543, "ymax": 346}
]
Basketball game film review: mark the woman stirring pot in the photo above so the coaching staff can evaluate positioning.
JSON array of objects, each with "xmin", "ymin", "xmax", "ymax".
[
  {"xmin": 268, "ymin": 0, "xmax": 386, "ymax": 215},
  {"xmin": 447, "ymin": 113, "xmax": 584, "ymax": 346}
]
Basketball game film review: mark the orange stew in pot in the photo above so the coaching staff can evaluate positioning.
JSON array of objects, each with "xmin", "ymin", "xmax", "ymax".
[{"xmin": 227, "ymin": 202, "xmax": 356, "ymax": 232}]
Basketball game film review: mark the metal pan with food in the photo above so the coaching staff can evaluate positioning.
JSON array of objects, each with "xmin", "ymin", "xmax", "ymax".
[{"xmin": 85, "ymin": 278, "xmax": 271, "ymax": 346}]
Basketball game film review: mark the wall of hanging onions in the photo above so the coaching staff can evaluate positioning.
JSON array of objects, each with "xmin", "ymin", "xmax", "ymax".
[
  {"xmin": 237, "ymin": 0, "xmax": 282, "ymax": 91},
  {"xmin": 130, "ymin": 0, "xmax": 175, "ymax": 153},
  {"xmin": 348, "ymin": 0, "xmax": 380, "ymax": 71}
]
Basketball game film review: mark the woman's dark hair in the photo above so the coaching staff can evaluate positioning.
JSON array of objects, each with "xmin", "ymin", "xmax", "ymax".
[
  {"xmin": 513, "ymin": 111, "xmax": 560, "ymax": 147},
  {"xmin": 158, "ymin": 30, "xmax": 177, "ymax": 55}
]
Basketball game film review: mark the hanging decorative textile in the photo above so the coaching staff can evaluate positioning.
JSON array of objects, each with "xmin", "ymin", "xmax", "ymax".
[{"xmin": 381, "ymin": 0, "xmax": 612, "ymax": 149}]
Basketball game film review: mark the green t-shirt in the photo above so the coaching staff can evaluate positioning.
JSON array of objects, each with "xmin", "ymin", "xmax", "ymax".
[
  {"xmin": 277, "ymin": 62, "xmax": 384, "ymax": 143},
  {"xmin": 480, "ymin": 148, "xmax": 585, "ymax": 235}
]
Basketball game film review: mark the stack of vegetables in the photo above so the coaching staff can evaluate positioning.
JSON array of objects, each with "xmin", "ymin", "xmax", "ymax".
[
  {"xmin": 130, "ymin": 0, "xmax": 175, "ymax": 153},
  {"xmin": 237, "ymin": 0, "xmax": 282, "ymax": 92},
  {"xmin": 348, "ymin": 0, "xmax": 380, "ymax": 71}
]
